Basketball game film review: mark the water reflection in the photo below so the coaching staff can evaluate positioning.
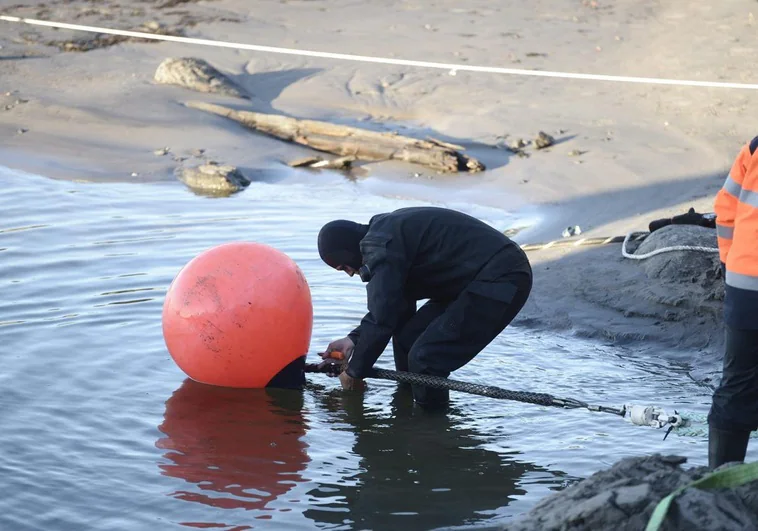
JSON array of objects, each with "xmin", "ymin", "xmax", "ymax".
[
  {"xmin": 156, "ymin": 380, "xmax": 310, "ymax": 519},
  {"xmin": 155, "ymin": 379, "xmax": 552, "ymax": 530},
  {"xmin": 306, "ymin": 386, "xmax": 538, "ymax": 530}
]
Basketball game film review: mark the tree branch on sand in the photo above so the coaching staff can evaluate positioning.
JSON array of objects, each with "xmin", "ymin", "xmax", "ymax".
[{"xmin": 184, "ymin": 101, "xmax": 485, "ymax": 174}]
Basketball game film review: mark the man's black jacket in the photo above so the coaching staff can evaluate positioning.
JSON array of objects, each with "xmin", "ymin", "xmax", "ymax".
[{"xmin": 345, "ymin": 207, "xmax": 526, "ymax": 378}]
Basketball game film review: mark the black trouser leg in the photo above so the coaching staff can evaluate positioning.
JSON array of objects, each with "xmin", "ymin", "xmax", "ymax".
[
  {"xmin": 407, "ymin": 252, "xmax": 532, "ymax": 409},
  {"xmin": 707, "ymin": 326, "xmax": 758, "ymax": 467},
  {"xmin": 392, "ymin": 300, "xmax": 449, "ymax": 373}
]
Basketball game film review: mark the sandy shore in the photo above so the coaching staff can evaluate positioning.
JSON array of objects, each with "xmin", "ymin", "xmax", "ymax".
[{"xmin": 2, "ymin": 0, "xmax": 756, "ymax": 381}]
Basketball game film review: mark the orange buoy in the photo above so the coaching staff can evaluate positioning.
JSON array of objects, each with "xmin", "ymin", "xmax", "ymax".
[{"xmin": 162, "ymin": 242, "xmax": 313, "ymax": 388}]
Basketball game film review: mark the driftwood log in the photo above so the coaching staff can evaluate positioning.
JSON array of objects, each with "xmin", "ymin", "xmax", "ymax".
[{"xmin": 185, "ymin": 101, "xmax": 485, "ymax": 173}]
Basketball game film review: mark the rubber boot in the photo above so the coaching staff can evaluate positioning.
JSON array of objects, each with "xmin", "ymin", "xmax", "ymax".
[
  {"xmin": 411, "ymin": 384, "xmax": 450, "ymax": 411},
  {"xmin": 708, "ymin": 425, "xmax": 750, "ymax": 469}
]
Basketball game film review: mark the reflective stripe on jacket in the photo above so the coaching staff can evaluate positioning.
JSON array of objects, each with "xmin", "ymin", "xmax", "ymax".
[{"xmin": 714, "ymin": 135, "xmax": 758, "ymax": 329}]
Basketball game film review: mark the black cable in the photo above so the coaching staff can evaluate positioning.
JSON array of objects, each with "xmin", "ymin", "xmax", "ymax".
[{"xmin": 305, "ymin": 363, "xmax": 625, "ymax": 416}]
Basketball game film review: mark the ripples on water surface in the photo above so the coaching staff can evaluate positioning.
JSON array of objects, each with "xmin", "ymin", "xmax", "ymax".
[{"xmin": 0, "ymin": 166, "xmax": 723, "ymax": 530}]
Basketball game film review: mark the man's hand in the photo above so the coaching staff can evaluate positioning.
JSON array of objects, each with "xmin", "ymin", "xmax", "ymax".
[
  {"xmin": 317, "ymin": 337, "xmax": 355, "ymax": 375},
  {"xmin": 316, "ymin": 353, "xmax": 344, "ymax": 375},
  {"xmin": 321, "ymin": 336, "xmax": 355, "ymax": 360},
  {"xmin": 339, "ymin": 370, "xmax": 365, "ymax": 392}
]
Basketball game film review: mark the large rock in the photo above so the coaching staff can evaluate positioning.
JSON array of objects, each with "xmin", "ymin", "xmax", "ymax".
[
  {"xmin": 154, "ymin": 57, "xmax": 248, "ymax": 99},
  {"xmin": 177, "ymin": 162, "xmax": 250, "ymax": 196},
  {"xmin": 503, "ymin": 454, "xmax": 758, "ymax": 531},
  {"xmin": 631, "ymin": 225, "xmax": 723, "ymax": 301}
]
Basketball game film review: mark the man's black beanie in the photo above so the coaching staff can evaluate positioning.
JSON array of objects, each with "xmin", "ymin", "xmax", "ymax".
[{"xmin": 317, "ymin": 220, "xmax": 367, "ymax": 270}]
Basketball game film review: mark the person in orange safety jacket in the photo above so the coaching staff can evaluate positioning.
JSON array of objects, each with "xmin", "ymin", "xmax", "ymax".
[{"xmin": 708, "ymin": 135, "xmax": 758, "ymax": 468}]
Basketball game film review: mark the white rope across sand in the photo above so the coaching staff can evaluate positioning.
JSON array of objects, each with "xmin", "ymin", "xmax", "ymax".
[{"xmin": 2, "ymin": 15, "xmax": 758, "ymax": 91}]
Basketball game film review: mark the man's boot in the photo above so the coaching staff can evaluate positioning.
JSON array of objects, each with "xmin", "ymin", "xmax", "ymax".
[
  {"xmin": 411, "ymin": 384, "xmax": 450, "ymax": 411},
  {"xmin": 708, "ymin": 425, "xmax": 750, "ymax": 469}
]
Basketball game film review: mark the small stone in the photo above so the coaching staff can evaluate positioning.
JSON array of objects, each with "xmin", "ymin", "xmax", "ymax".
[
  {"xmin": 535, "ymin": 131, "xmax": 555, "ymax": 149},
  {"xmin": 16, "ymin": 128, "xmax": 28, "ymax": 134},
  {"xmin": 507, "ymin": 138, "xmax": 529, "ymax": 151},
  {"xmin": 178, "ymin": 163, "xmax": 251, "ymax": 196},
  {"xmin": 190, "ymin": 148, "xmax": 206, "ymax": 157},
  {"xmin": 568, "ymin": 150, "xmax": 587, "ymax": 157},
  {"xmin": 562, "ymin": 225, "xmax": 582, "ymax": 238},
  {"xmin": 131, "ymin": 172, "xmax": 139, "ymax": 177},
  {"xmin": 142, "ymin": 21, "xmax": 163, "ymax": 32},
  {"xmin": 154, "ymin": 147, "xmax": 170, "ymax": 156}
]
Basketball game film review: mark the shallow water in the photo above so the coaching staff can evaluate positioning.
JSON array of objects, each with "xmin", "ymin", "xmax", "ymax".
[{"xmin": 0, "ymin": 165, "xmax": 723, "ymax": 531}]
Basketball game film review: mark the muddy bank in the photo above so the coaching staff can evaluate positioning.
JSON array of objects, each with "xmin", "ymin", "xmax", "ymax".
[
  {"xmin": 502, "ymin": 454, "xmax": 758, "ymax": 531},
  {"xmin": 516, "ymin": 221, "xmax": 726, "ymax": 384}
]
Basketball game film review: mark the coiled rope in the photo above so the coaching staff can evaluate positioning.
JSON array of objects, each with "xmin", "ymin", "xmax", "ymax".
[
  {"xmin": 666, "ymin": 412, "xmax": 758, "ymax": 439},
  {"xmin": 620, "ymin": 231, "xmax": 719, "ymax": 260}
]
